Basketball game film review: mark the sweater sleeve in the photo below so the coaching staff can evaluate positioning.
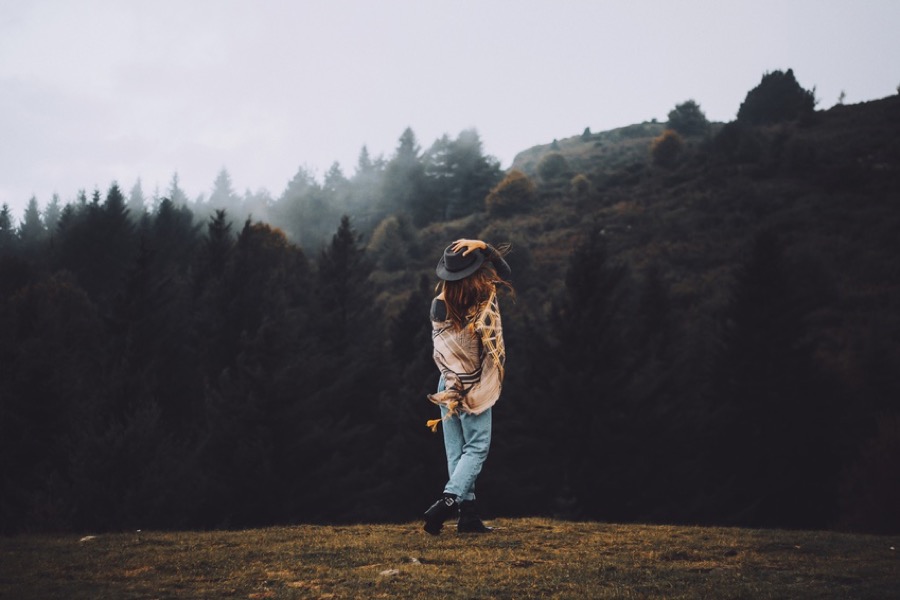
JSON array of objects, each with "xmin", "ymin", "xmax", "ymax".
[
  {"xmin": 484, "ymin": 244, "xmax": 512, "ymax": 280},
  {"xmin": 430, "ymin": 297, "xmax": 447, "ymax": 322}
]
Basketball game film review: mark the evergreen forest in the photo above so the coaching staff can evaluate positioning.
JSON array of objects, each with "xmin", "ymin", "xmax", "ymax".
[{"xmin": 1, "ymin": 70, "xmax": 898, "ymax": 535}]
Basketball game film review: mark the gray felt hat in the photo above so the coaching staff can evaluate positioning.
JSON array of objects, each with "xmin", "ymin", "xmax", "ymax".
[{"xmin": 435, "ymin": 245, "xmax": 485, "ymax": 281}]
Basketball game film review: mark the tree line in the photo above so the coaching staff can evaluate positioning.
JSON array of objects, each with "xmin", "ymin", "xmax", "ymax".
[
  {"xmin": 1, "ymin": 192, "xmax": 890, "ymax": 534},
  {"xmin": 0, "ymin": 124, "xmax": 506, "ymax": 532}
]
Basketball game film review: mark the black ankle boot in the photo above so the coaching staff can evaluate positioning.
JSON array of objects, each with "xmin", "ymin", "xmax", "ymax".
[
  {"xmin": 423, "ymin": 493, "xmax": 457, "ymax": 535},
  {"xmin": 457, "ymin": 499, "xmax": 492, "ymax": 533}
]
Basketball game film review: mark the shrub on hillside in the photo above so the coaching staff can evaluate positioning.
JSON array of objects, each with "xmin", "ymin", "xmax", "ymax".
[
  {"xmin": 650, "ymin": 130, "xmax": 685, "ymax": 168},
  {"xmin": 667, "ymin": 100, "xmax": 710, "ymax": 136},
  {"xmin": 737, "ymin": 69, "xmax": 816, "ymax": 125},
  {"xmin": 368, "ymin": 215, "xmax": 410, "ymax": 271},
  {"xmin": 485, "ymin": 169, "xmax": 536, "ymax": 217},
  {"xmin": 537, "ymin": 152, "xmax": 570, "ymax": 183},
  {"xmin": 570, "ymin": 173, "xmax": 594, "ymax": 199}
]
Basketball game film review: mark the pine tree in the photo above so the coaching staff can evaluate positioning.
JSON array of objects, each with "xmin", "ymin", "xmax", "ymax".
[
  {"xmin": 316, "ymin": 215, "xmax": 369, "ymax": 345},
  {"xmin": 370, "ymin": 274, "xmax": 447, "ymax": 518},
  {"xmin": 167, "ymin": 172, "xmax": 190, "ymax": 206},
  {"xmin": 18, "ymin": 196, "xmax": 46, "ymax": 252},
  {"xmin": 324, "ymin": 162, "xmax": 348, "ymax": 194},
  {"xmin": 424, "ymin": 129, "xmax": 502, "ymax": 220},
  {"xmin": 275, "ymin": 215, "xmax": 384, "ymax": 520},
  {"xmin": 128, "ymin": 179, "xmax": 146, "ymax": 218},
  {"xmin": 43, "ymin": 194, "xmax": 62, "ymax": 234},
  {"xmin": 0, "ymin": 204, "xmax": 18, "ymax": 255},
  {"xmin": 0, "ymin": 271, "xmax": 106, "ymax": 532},
  {"xmin": 381, "ymin": 127, "xmax": 428, "ymax": 223},
  {"xmin": 271, "ymin": 166, "xmax": 335, "ymax": 249},
  {"xmin": 323, "ymin": 162, "xmax": 351, "ymax": 216},
  {"xmin": 348, "ymin": 145, "xmax": 386, "ymax": 232},
  {"xmin": 56, "ymin": 183, "xmax": 137, "ymax": 301},
  {"xmin": 198, "ymin": 218, "xmax": 311, "ymax": 526},
  {"xmin": 102, "ymin": 182, "xmax": 137, "ymax": 282},
  {"xmin": 544, "ymin": 229, "xmax": 632, "ymax": 518},
  {"xmin": 709, "ymin": 231, "xmax": 837, "ymax": 528},
  {"xmin": 202, "ymin": 209, "xmax": 233, "ymax": 280},
  {"xmin": 355, "ymin": 145, "xmax": 374, "ymax": 176},
  {"xmin": 192, "ymin": 209, "xmax": 235, "ymax": 379},
  {"xmin": 150, "ymin": 198, "xmax": 200, "ymax": 274},
  {"xmin": 208, "ymin": 168, "xmax": 240, "ymax": 215}
]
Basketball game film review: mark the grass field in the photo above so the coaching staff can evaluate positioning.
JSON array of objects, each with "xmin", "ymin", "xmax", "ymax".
[{"xmin": 1, "ymin": 518, "xmax": 897, "ymax": 599}]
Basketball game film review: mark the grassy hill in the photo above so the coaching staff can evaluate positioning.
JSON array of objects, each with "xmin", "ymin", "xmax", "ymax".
[{"xmin": 2, "ymin": 519, "xmax": 897, "ymax": 599}]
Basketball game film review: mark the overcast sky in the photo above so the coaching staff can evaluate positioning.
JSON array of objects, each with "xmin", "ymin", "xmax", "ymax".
[{"xmin": 1, "ymin": 0, "xmax": 898, "ymax": 219}]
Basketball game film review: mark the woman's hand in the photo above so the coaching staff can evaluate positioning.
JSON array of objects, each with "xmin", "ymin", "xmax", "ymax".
[{"xmin": 451, "ymin": 239, "xmax": 487, "ymax": 256}]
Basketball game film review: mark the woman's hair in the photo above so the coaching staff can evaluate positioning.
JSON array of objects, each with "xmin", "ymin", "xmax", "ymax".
[{"xmin": 437, "ymin": 258, "xmax": 514, "ymax": 379}]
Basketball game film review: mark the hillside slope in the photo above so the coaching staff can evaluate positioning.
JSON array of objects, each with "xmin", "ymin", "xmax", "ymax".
[
  {"xmin": 454, "ymin": 94, "xmax": 900, "ymax": 370},
  {"xmin": 397, "ymin": 96, "xmax": 900, "ymax": 533}
]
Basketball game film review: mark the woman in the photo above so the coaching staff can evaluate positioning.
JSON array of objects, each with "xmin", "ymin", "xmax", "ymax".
[{"xmin": 423, "ymin": 238, "xmax": 512, "ymax": 535}]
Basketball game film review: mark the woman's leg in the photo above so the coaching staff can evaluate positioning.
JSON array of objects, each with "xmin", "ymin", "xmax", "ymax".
[
  {"xmin": 441, "ymin": 405, "xmax": 465, "ymax": 481},
  {"xmin": 425, "ymin": 376, "xmax": 493, "ymax": 535},
  {"xmin": 437, "ymin": 376, "xmax": 465, "ymax": 480},
  {"xmin": 443, "ymin": 407, "xmax": 492, "ymax": 502}
]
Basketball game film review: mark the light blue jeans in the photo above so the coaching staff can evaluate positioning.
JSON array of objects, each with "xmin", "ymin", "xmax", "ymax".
[{"xmin": 437, "ymin": 375, "xmax": 493, "ymax": 501}]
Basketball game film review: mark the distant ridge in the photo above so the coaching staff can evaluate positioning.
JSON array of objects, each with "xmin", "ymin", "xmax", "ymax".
[{"xmin": 511, "ymin": 121, "xmax": 670, "ymax": 175}]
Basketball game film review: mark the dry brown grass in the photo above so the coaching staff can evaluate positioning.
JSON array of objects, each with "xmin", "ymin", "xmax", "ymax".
[{"xmin": 2, "ymin": 518, "xmax": 897, "ymax": 599}]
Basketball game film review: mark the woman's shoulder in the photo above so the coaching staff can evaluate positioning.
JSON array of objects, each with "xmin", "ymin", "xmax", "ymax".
[{"xmin": 430, "ymin": 297, "xmax": 448, "ymax": 322}]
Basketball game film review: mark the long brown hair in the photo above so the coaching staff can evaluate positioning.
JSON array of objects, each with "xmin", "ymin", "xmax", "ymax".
[
  {"xmin": 437, "ymin": 260, "xmax": 514, "ymax": 379},
  {"xmin": 438, "ymin": 262, "xmax": 513, "ymax": 328}
]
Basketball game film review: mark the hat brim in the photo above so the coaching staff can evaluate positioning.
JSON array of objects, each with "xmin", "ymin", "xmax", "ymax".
[{"xmin": 436, "ymin": 251, "xmax": 486, "ymax": 281}]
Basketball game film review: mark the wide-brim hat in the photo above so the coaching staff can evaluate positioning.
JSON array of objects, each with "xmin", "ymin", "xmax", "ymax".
[{"xmin": 436, "ymin": 245, "xmax": 485, "ymax": 281}]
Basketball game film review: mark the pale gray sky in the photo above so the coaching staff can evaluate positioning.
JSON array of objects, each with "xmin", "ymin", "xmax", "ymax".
[{"xmin": 1, "ymin": 0, "xmax": 898, "ymax": 218}]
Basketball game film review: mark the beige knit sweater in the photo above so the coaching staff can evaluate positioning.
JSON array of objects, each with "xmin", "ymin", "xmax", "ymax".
[{"xmin": 429, "ymin": 296, "xmax": 504, "ymax": 416}]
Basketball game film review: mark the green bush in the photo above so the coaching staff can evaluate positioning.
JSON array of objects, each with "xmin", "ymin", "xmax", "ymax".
[
  {"xmin": 667, "ymin": 100, "xmax": 710, "ymax": 136},
  {"xmin": 570, "ymin": 173, "xmax": 593, "ymax": 198},
  {"xmin": 650, "ymin": 130, "xmax": 685, "ymax": 168},
  {"xmin": 737, "ymin": 69, "xmax": 816, "ymax": 125},
  {"xmin": 537, "ymin": 152, "xmax": 570, "ymax": 183},
  {"xmin": 485, "ymin": 169, "xmax": 536, "ymax": 217}
]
